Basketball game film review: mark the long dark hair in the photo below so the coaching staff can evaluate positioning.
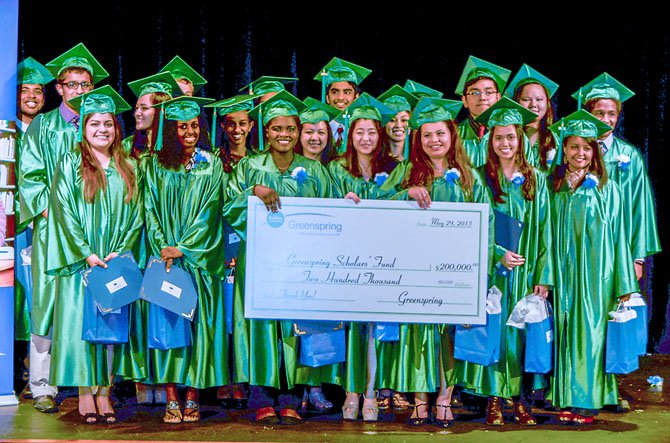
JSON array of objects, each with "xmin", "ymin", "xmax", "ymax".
[
  {"xmin": 341, "ymin": 119, "xmax": 395, "ymax": 177},
  {"xmin": 485, "ymin": 124, "xmax": 536, "ymax": 203},
  {"xmin": 218, "ymin": 111, "xmax": 255, "ymax": 173},
  {"xmin": 131, "ymin": 91, "xmax": 171, "ymax": 159},
  {"xmin": 295, "ymin": 120, "xmax": 336, "ymax": 165},
  {"xmin": 79, "ymin": 113, "xmax": 137, "ymax": 203},
  {"xmin": 157, "ymin": 116, "xmax": 212, "ymax": 170},
  {"xmin": 403, "ymin": 120, "xmax": 474, "ymax": 196},
  {"xmin": 550, "ymin": 135, "xmax": 608, "ymax": 192},
  {"xmin": 512, "ymin": 82, "xmax": 557, "ymax": 170}
]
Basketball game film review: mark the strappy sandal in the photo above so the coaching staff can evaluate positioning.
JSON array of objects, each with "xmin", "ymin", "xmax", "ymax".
[
  {"xmin": 80, "ymin": 412, "xmax": 98, "ymax": 425},
  {"xmin": 433, "ymin": 402, "xmax": 454, "ymax": 428},
  {"xmin": 392, "ymin": 392, "xmax": 410, "ymax": 411},
  {"xmin": 408, "ymin": 401, "xmax": 430, "ymax": 426},
  {"xmin": 342, "ymin": 394, "xmax": 360, "ymax": 420},
  {"xmin": 377, "ymin": 393, "xmax": 391, "ymax": 411},
  {"xmin": 183, "ymin": 399, "xmax": 200, "ymax": 423},
  {"xmin": 163, "ymin": 400, "xmax": 182, "ymax": 424},
  {"xmin": 362, "ymin": 393, "xmax": 379, "ymax": 422},
  {"xmin": 309, "ymin": 391, "xmax": 333, "ymax": 412}
]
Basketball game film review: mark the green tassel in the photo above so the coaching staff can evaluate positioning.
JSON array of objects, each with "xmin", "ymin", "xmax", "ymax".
[
  {"xmin": 212, "ymin": 111, "xmax": 218, "ymax": 149},
  {"xmin": 155, "ymin": 104, "xmax": 165, "ymax": 152},
  {"xmin": 258, "ymin": 107, "xmax": 264, "ymax": 152},
  {"xmin": 578, "ymin": 87, "xmax": 583, "ymax": 110},
  {"xmin": 341, "ymin": 111, "xmax": 350, "ymax": 155},
  {"xmin": 321, "ymin": 69, "xmax": 327, "ymax": 103},
  {"xmin": 403, "ymin": 129, "xmax": 410, "ymax": 161}
]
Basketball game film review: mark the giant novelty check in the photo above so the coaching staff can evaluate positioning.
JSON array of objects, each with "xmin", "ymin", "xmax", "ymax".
[{"xmin": 245, "ymin": 197, "xmax": 489, "ymax": 325}]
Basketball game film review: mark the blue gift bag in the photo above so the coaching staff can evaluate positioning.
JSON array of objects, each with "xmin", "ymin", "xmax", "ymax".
[
  {"xmin": 605, "ymin": 307, "xmax": 640, "ymax": 374},
  {"xmin": 374, "ymin": 322, "xmax": 400, "ymax": 342},
  {"xmin": 224, "ymin": 269, "xmax": 234, "ymax": 335},
  {"xmin": 454, "ymin": 312, "xmax": 502, "ymax": 366},
  {"xmin": 147, "ymin": 304, "xmax": 191, "ymax": 350},
  {"xmin": 524, "ymin": 302, "xmax": 554, "ymax": 374},
  {"xmin": 299, "ymin": 329, "xmax": 345, "ymax": 367},
  {"xmin": 625, "ymin": 294, "xmax": 648, "ymax": 356},
  {"xmin": 81, "ymin": 288, "xmax": 129, "ymax": 344}
]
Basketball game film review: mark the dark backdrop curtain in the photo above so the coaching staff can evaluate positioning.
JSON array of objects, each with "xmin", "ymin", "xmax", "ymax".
[{"xmin": 18, "ymin": 3, "xmax": 670, "ymax": 351}]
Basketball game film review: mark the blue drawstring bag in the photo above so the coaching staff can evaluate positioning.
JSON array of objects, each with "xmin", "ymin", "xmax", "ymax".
[
  {"xmin": 147, "ymin": 304, "xmax": 191, "ymax": 350},
  {"xmin": 524, "ymin": 300, "xmax": 554, "ymax": 374},
  {"xmin": 374, "ymin": 322, "xmax": 400, "ymax": 342},
  {"xmin": 624, "ymin": 293, "xmax": 648, "ymax": 356},
  {"xmin": 81, "ymin": 288, "xmax": 129, "ymax": 344},
  {"xmin": 300, "ymin": 329, "xmax": 345, "ymax": 367},
  {"xmin": 605, "ymin": 305, "xmax": 640, "ymax": 374},
  {"xmin": 454, "ymin": 286, "xmax": 502, "ymax": 366},
  {"xmin": 224, "ymin": 268, "xmax": 234, "ymax": 334}
]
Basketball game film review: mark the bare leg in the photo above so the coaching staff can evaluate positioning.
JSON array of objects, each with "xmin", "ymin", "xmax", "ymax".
[{"xmin": 78, "ymin": 387, "xmax": 97, "ymax": 423}]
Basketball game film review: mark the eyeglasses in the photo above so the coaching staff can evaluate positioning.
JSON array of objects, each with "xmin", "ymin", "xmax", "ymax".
[
  {"xmin": 60, "ymin": 81, "xmax": 93, "ymax": 90},
  {"xmin": 465, "ymin": 90, "xmax": 497, "ymax": 97}
]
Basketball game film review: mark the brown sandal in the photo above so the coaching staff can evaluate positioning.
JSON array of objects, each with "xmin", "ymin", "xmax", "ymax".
[
  {"xmin": 183, "ymin": 399, "xmax": 200, "ymax": 423},
  {"xmin": 163, "ymin": 401, "xmax": 182, "ymax": 424}
]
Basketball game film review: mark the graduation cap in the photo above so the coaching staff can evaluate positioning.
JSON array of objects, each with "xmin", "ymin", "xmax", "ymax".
[
  {"xmin": 403, "ymin": 79, "xmax": 443, "ymax": 98},
  {"xmin": 127, "ymin": 72, "xmax": 182, "ymax": 99},
  {"xmin": 455, "ymin": 56, "xmax": 511, "ymax": 96},
  {"xmin": 408, "ymin": 96, "xmax": 463, "ymax": 130},
  {"xmin": 239, "ymin": 76, "xmax": 298, "ymax": 96},
  {"xmin": 17, "ymin": 57, "xmax": 54, "ymax": 85},
  {"xmin": 476, "ymin": 96, "xmax": 538, "ymax": 128},
  {"xmin": 159, "ymin": 55, "xmax": 207, "ymax": 94},
  {"xmin": 204, "ymin": 94, "xmax": 257, "ymax": 147},
  {"xmin": 247, "ymin": 90, "xmax": 306, "ymax": 151},
  {"xmin": 503, "ymin": 64, "xmax": 559, "ymax": 99},
  {"xmin": 549, "ymin": 109, "xmax": 612, "ymax": 147},
  {"xmin": 378, "ymin": 85, "xmax": 419, "ymax": 114},
  {"xmin": 151, "ymin": 96, "xmax": 214, "ymax": 151},
  {"xmin": 572, "ymin": 73, "xmax": 635, "ymax": 109},
  {"xmin": 300, "ymin": 97, "xmax": 340, "ymax": 125},
  {"xmin": 314, "ymin": 57, "xmax": 372, "ymax": 102},
  {"xmin": 46, "ymin": 42, "xmax": 109, "ymax": 84},
  {"xmin": 67, "ymin": 85, "xmax": 131, "ymax": 141}
]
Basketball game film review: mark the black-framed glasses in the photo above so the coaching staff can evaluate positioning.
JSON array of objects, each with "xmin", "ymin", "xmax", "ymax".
[{"xmin": 60, "ymin": 81, "xmax": 93, "ymax": 90}]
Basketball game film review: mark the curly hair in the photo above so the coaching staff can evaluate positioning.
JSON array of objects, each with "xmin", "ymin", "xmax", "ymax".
[{"xmin": 157, "ymin": 115, "xmax": 212, "ymax": 170}]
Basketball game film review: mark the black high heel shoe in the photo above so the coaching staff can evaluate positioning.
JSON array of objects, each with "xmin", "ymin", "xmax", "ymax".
[{"xmin": 408, "ymin": 401, "xmax": 430, "ymax": 426}]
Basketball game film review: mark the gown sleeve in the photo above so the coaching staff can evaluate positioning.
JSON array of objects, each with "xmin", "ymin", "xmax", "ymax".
[{"xmin": 18, "ymin": 114, "xmax": 48, "ymax": 223}]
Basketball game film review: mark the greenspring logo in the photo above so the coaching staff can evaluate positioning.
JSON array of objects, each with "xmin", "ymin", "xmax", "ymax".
[{"xmin": 267, "ymin": 211, "xmax": 285, "ymax": 228}]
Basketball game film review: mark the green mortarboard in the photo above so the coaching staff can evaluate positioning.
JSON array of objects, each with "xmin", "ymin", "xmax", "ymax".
[
  {"xmin": 408, "ymin": 97, "xmax": 463, "ymax": 130},
  {"xmin": 403, "ymin": 79, "xmax": 443, "ymax": 98},
  {"xmin": 314, "ymin": 57, "xmax": 372, "ymax": 86},
  {"xmin": 503, "ymin": 64, "xmax": 559, "ymax": 99},
  {"xmin": 152, "ymin": 96, "xmax": 214, "ymax": 151},
  {"xmin": 455, "ymin": 56, "xmax": 511, "ymax": 96},
  {"xmin": 336, "ymin": 93, "xmax": 395, "ymax": 126},
  {"xmin": 239, "ymin": 76, "xmax": 298, "ymax": 95},
  {"xmin": 68, "ymin": 85, "xmax": 131, "ymax": 116},
  {"xmin": 17, "ymin": 57, "xmax": 54, "ymax": 85},
  {"xmin": 300, "ymin": 97, "xmax": 340, "ymax": 125},
  {"xmin": 248, "ymin": 90, "xmax": 306, "ymax": 151},
  {"xmin": 204, "ymin": 94, "xmax": 258, "ymax": 146},
  {"xmin": 159, "ymin": 55, "xmax": 207, "ymax": 93},
  {"xmin": 46, "ymin": 43, "xmax": 109, "ymax": 84},
  {"xmin": 549, "ymin": 109, "xmax": 612, "ymax": 144},
  {"xmin": 67, "ymin": 85, "xmax": 131, "ymax": 141},
  {"xmin": 476, "ymin": 97, "xmax": 538, "ymax": 128},
  {"xmin": 572, "ymin": 73, "xmax": 635, "ymax": 106},
  {"xmin": 127, "ymin": 72, "xmax": 181, "ymax": 99},
  {"xmin": 378, "ymin": 85, "xmax": 419, "ymax": 114}
]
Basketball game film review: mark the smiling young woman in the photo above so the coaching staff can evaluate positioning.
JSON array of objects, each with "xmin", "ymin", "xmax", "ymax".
[
  {"xmin": 223, "ymin": 92, "xmax": 333, "ymax": 425},
  {"xmin": 45, "ymin": 87, "xmax": 142, "ymax": 425}
]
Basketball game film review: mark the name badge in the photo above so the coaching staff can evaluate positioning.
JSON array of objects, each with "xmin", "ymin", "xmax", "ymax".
[
  {"xmin": 161, "ymin": 281, "xmax": 183, "ymax": 299},
  {"xmin": 229, "ymin": 233, "xmax": 241, "ymax": 245},
  {"xmin": 105, "ymin": 277, "xmax": 128, "ymax": 294}
]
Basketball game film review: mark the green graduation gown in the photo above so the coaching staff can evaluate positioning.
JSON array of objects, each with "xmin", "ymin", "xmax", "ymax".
[
  {"xmin": 14, "ymin": 124, "xmax": 31, "ymax": 340},
  {"xmin": 19, "ymin": 108, "xmax": 78, "ymax": 336},
  {"xmin": 46, "ymin": 151, "xmax": 143, "ymax": 387},
  {"xmin": 458, "ymin": 120, "xmax": 489, "ymax": 168},
  {"xmin": 142, "ymin": 151, "xmax": 229, "ymax": 389},
  {"xmin": 603, "ymin": 137, "xmax": 661, "ymax": 259},
  {"xmin": 459, "ymin": 168, "xmax": 554, "ymax": 398},
  {"xmin": 223, "ymin": 152, "xmax": 333, "ymax": 389},
  {"xmin": 377, "ymin": 161, "xmax": 496, "ymax": 392},
  {"xmin": 548, "ymin": 178, "xmax": 639, "ymax": 410},
  {"xmin": 325, "ymin": 158, "xmax": 397, "ymax": 393}
]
